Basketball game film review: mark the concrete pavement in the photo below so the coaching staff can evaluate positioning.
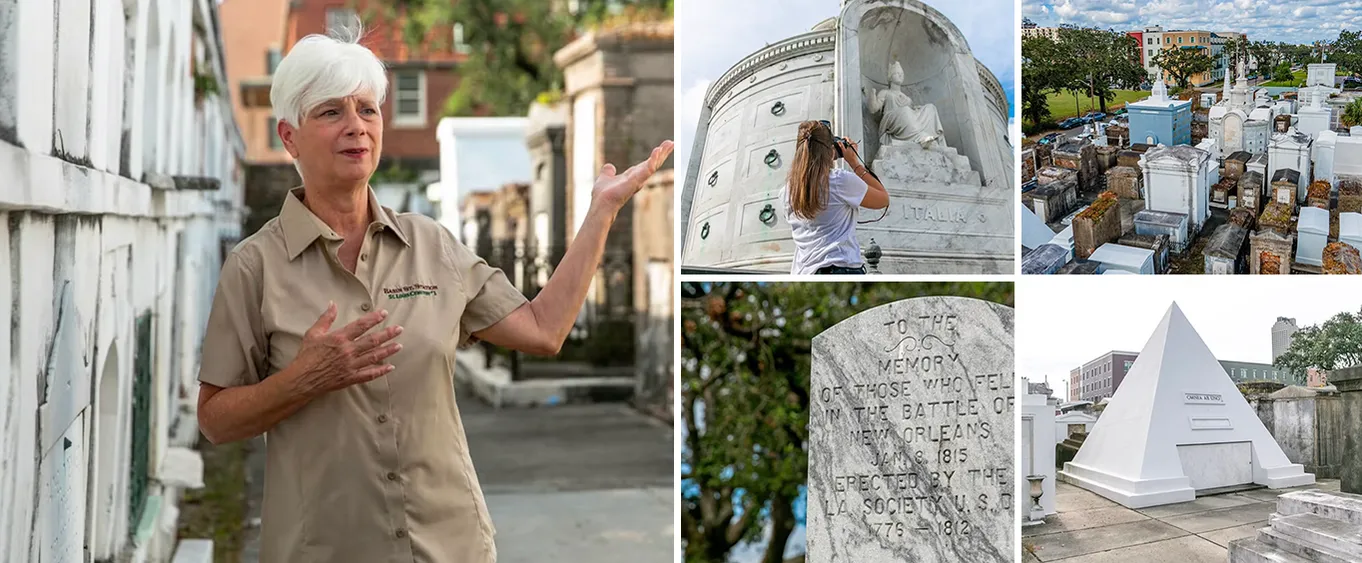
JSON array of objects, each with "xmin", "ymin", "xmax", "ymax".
[
  {"xmin": 1023, "ymin": 479, "xmax": 1343, "ymax": 562},
  {"xmin": 458, "ymin": 381, "xmax": 674, "ymax": 561},
  {"xmin": 237, "ymin": 381, "xmax": 674, "ymax": 562}
]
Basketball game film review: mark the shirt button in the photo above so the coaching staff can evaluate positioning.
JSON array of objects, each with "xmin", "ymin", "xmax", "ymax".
[
  {"xmin": 360, "ymin": 253, "xmax": 368, "ymax": 262},
  {"xmin": 387, "ymin": 471, "xmax": 399, "ymax": 481},
  {"xmin": 361, "ymin": 303, "xmax": 371, "ymax": 312},
  {"xmin": 395, "ymin": 529, "xmax": 407, "ymax": 539},
  {"xmin": 377, "ymin": 414, "xmax": 388, "ymax": 423}
]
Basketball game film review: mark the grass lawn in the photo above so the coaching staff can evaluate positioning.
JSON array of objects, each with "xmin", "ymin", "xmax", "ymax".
[
  {"xmin": 1044, "ymin": 90, "xmax": 1147, "ymax": 121},
  {"xmin": 177, "ymin": 437, "xmax": 249, "ymax": 561},
  {"xmin": 1261, "ymin": 69, "xmax": 1308, "ymax": 87}
]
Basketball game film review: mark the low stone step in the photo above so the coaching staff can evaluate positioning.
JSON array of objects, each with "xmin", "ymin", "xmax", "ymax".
[
  {"xmin": 1229, "ymin": 537, "xmax": 1316, "ymax": 563},
  {"xmin": 1259, "ymin": 528, "xmax": 1352, "ymax": 563},
  {"xmin": 1270, "ymin": 512, "xmax": 1362, "ymax": 560},
  {"xmin": 1277, "ymin": 490, "xmax": 1362, "ymax": 525}
]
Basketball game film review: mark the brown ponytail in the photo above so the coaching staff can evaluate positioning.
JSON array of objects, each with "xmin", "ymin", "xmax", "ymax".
[{"xmin": 788, "ymin": 120, "xmax": 837, "ymax": 220}]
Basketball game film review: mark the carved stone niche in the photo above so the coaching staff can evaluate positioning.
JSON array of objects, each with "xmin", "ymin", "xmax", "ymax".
[
  {"xmin": 837, "ymin": 0, "xmax": 1010, "ymax": 192},
  {"xmin": 828, "ymin": 0, "xmax": 1013, "ymax": 274}
]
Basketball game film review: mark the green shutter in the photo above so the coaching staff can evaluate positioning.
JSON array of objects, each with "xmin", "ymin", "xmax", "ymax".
[{"xmin": 129, "ymin": 312, "xmax": 153, "ymax": 529}]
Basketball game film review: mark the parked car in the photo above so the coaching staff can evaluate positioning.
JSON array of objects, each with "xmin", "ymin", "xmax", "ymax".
[
  {"xmin": 1037, "ymin": 132, "xmax": 1063, "ymax": 145},
  {"xmin": 1058, "ymin": 117, "xmax": 1084, "ymax": 129},
  {"xmin": 1084, "ymin": 111, "xmax": 1107, "ymax": 122},
  {"xmin": 1113, "ymin": 108, "xmax": 1128, "ymax": 116}
]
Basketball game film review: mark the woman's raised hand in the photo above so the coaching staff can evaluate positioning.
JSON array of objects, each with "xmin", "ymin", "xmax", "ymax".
[
  {"xmin": 591, "ymin": 140, "xmax": 675, "ymax": 214},
  {"xmin": 842, "ymin": 138, "xmax": 863, "ymax": 167}
]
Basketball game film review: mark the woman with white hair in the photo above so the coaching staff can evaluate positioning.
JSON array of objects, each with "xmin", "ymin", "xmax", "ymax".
[{"xmin": 195, "ymin": 30, "xmax": 672, "ymax": 562}]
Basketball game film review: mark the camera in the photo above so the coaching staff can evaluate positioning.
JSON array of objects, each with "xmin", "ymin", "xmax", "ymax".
[{"xmin": 817, "ymin": 120, "xmax": 850, "ymax": 159}]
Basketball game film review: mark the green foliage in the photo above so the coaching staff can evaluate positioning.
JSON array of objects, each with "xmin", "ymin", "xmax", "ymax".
[
  {"xmin": 193, "ymin": 69, "xmax": 220, "ymax": 104},
  {"xmin": 1275, "ymin": 311, "xmax": 1362, "ymax": 378},
  {"xmin": 1344, "ymin": 98, "xmax": 1362, "ymax": 129},
  {"xmin": 680, "ymin": 282, "xmax": 1013, "ymax": 563},
  {"xmin": 1022, "ymin": 119, "xmax": 1058, "ymax": 137},
  {"xmin": 1273, "ymin": 62, "xmax": 1295, "ymax": 84},
  {"xmin": 1237, "ymin": 381, "xmax": 1287, "ymax": 396},
  {"xmin": 1248, "ymin": 41, "xmax": 1282, "ymax": 75},
  {"xmin": 535, "ymin": 89, "xmax": 565, "ymax": 106},
  {"xmin": 370, "ymin": 161, "xmax": 420, "ymax": 184},
  {"xmin": 1335, "ymin": 30, "xmax": 1362, "ymax": 77},
  {"xmin": 1056, "ymin": 27, "xmax": 1146, "ymax": 114},
  {"xmin": 1021, "ymin": 35, "xmax": 1064, "ymax": 127},
  {"xmin": 1151, "ymin": 47, "xmax": 1213, "ymax": 88},
  {"xmin": 378, "ymin": 0, "xmax": 671, "ymax": 117},
  {"xmin": 1021, "ymin": 27, "xmax": 1146, "ymax": 127},
  {"xmin": 1223, "ymin": 37, "xmax": 1249, "ymax": 77}
]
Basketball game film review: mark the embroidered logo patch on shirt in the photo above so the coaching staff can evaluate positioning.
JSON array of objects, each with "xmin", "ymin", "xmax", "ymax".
[{"xmin": 384, "ymin": 283, "xmax": 439, "ymax": 299}]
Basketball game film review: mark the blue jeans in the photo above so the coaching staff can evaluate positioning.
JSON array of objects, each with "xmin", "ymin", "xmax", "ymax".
[{"xmin": 814, "ymin": 264, "xmax": 867, "ymax": 275}]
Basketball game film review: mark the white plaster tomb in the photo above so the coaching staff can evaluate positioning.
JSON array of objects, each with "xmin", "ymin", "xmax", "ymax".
[{"xmin": 1059, "ymin": 303, "xmax": 1314, "ymax": 508}]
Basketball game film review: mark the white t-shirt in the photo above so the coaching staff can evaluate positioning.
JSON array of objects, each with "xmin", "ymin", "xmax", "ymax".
[{"xmin": 782, "ymin": 168, "xmax": 870, "ymax": 274}]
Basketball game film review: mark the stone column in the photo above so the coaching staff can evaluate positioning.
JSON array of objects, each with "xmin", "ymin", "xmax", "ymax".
[
  {"xmin": 1333, "ymin": 366, "xmax": 1362, "ymax": 493},
  {"xmin": 555, "ymin": 21, "xmax": 672, "ymax": 323}
]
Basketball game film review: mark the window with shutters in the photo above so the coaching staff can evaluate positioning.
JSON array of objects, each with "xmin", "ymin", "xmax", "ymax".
[
  {"xmin": 392, "ymin": 70, "xmax": 426, "ymax": 128},
  {"xmin": 453, "ymin": 23, "xmax": 471, "ymax": 54}
]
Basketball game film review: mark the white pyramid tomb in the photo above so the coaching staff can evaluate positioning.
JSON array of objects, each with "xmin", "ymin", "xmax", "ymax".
[{"xmin": 1059, "ymin": 303, "xmax": 1314, "ymax": 508}]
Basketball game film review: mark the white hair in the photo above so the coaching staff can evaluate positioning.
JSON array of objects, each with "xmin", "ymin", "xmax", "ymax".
[{"xmin": 270, "ymin": 25, "xmax": 388, "ymax": 127}]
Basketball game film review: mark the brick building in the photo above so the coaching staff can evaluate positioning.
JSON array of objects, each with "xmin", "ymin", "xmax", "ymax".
[{"xmin": 284, "ymin": 1, "xmax": 468, "ymax": 178}]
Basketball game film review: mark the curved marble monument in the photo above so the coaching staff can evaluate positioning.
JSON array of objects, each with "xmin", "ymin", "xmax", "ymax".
[
  {"xmin": 679, "ymin": 0, "xmax": 1013, "ymax": 274},
  {"xmin": 1059, "ymin": 303, "xmax": 1314, "ymax": 509}
]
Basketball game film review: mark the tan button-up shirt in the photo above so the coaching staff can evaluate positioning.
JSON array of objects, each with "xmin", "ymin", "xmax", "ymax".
[{"xmin": 199, "ymin": 187, "xmax": 527, "ymax": 563}]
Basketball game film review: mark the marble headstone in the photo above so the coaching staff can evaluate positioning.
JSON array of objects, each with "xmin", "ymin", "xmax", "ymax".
[{"xmin": 807, "ymin": 297, "xmax": 1014, "ymax": 563}]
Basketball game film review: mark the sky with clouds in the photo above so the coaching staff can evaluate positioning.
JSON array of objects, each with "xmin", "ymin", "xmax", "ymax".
[
  {"xmin": 1025, "ymin": 0, "xmax": 1362, "ymax": 44},
  {"xmin": 1018, "ymin": 276, "xmax": 1362, "ymax": 401},
  {"xmin": 674, "ymin": 0, "xmax": 1017, "ymax": 173}
]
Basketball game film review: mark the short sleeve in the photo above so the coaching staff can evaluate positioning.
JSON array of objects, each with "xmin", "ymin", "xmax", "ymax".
[
  {"xmin": 441, "ymin": 231, "xmax": 529, "ymax": 346},
  {"xmin": 198, "ymin": 251, "xmax": 267, "ymax": 388},
  {"xmin": 830, "ymin": 168, "xmax": 869, "ymax": 208}
]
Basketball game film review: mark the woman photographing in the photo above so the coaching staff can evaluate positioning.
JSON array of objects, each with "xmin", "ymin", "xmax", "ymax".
[{"xmin": 781, "ymin": 120, "xmax": 889, "ymax": 275}]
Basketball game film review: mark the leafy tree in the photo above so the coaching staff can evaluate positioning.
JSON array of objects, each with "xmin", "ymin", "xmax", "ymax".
[
  {"xmin": 1151, "ymin": 47, "xmax": 1213, "ymax": 88},
  {"xmin": 1057, "ymin": 27, "xmax": 1146, "ymax": 114},
  {"xmin": 368, "ymin": 0, "xmax": 673, "ymax": 117},
  {"xmin": 1343, "ymin": 98, "xmax": 1362, "ymax": 129},
  {"xmin": 1333, "ymin": 30, "xmax": 1362, "ymax": 77},
  {"xmin": 1222, "ymin": 36, "xmax": 1249, "ymax": 77},
  {"xmin": 1273, "ymin": 62, "xmax": 1295, "ymax": 84},
  {"xmin": 1275, "ymin": 310, "xmax": 1362, "ymax": 382},
  {"xmin": 680, "ymin": 282, "xmax": 1013, "ymax": 563},
  {"xmin": 1021, "ymin": 35, "xmax": 1068, "ymax": 127},
  {"xmin": 1247, "ymin": 40, "xmax": 1284, "ymax": 75}
]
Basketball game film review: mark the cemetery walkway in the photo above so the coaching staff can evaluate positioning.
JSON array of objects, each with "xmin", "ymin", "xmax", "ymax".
[{"xmin": 1023, "ymin": 479, "xmax": 1343, "ymax": 562}]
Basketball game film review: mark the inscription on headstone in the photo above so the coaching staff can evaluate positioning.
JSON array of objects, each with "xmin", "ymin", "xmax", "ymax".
[{"xmin": 807, "ymin": 297, "xmax": 1014, "ymax": 562}]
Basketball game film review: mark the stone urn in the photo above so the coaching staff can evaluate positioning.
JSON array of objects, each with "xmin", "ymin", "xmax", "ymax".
[{"xmin": 1026, "ymin": 474, "xmax": 1046, "ymax": 524}]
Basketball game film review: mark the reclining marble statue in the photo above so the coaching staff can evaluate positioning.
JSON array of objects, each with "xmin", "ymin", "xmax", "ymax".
[{"xmin": 866, "ymin": 60, "xmax": 947, "ymax": 151}]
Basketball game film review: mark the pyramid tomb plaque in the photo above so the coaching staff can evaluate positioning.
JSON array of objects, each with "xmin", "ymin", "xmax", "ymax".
[
  {"xmin": 806, "ymin": 297, "xmax": 1014, "ymax": 563},
  {"xmin": 1059, "ymin": 303, "xmax": 1314, "ymax": 508}
]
